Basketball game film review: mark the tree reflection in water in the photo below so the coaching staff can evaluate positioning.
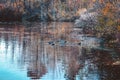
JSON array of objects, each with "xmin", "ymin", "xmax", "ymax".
[{"xmin": 0, "ymin": 22, "xmax": 119, "ymax": 80}]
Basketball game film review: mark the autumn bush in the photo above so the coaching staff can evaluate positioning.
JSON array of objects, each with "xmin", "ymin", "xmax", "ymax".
[
  {"xmin": 95, "ymin": 0, "xmax": 119, "ymax": 43},
  {"xmin": 75, "ymin": 0, "xmax": 119, "ymax": 47}
]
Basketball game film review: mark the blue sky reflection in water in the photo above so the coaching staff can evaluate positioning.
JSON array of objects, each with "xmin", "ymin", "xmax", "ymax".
[
  {"xmin": 0, "ymin": 40, "xmax": 29, "ymax": 80},
  {"xmin": 0, "ymin": 23, "xmax": 100, "ymax": 80}
]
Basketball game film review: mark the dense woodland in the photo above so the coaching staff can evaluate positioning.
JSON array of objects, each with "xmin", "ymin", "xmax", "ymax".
[{"xmin": 0, "ymin": 0, "xmax": 95, "ymax": 21}]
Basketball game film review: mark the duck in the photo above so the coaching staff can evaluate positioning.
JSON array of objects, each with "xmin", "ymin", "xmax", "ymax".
[{"xmin": 48, "ymin": 41, "xmax": 55, "ymax": 46}]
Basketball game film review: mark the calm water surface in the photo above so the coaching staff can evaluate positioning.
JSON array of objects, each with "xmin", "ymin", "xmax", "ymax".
[{"xmin": 0, "ymin": 22, "xmax": 119, "ymax": 80}]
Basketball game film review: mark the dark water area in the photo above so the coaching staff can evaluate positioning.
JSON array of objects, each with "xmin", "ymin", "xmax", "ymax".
[{"xmin": 0, "ymin": 22, "xmax": 120, "ymax": 80}]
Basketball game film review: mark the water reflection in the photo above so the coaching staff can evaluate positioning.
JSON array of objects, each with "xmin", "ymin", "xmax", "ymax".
[{"xmin": 0, "ymin": 22, "xmax": 119, "ymax": 80}]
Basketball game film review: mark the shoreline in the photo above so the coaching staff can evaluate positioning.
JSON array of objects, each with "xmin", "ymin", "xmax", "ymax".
[{"xmin": 0, "ymin": 20, "xmax": 75, "ymax": 25}]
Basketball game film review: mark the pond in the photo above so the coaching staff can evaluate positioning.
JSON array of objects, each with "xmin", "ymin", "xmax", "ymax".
[{"xmin": 0, "ymin": 22, "xmax": 119, "ymax": 80}]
